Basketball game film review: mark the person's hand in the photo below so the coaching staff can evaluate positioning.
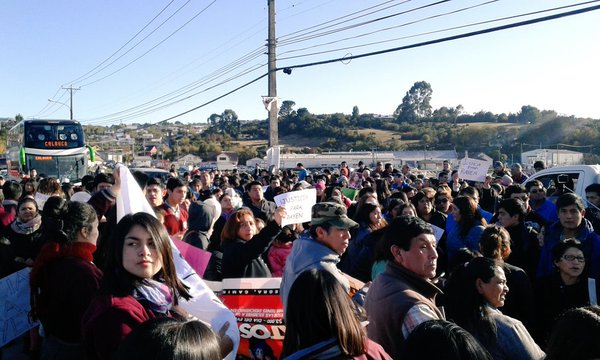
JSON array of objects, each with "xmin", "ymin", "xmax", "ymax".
[
  {"xmin": 274, "ymin": 206, "xmax": 287, "ymax": 227},
  {"xmin": 217, "ymin": 322, "xmax": 234, "ymax": 358}
]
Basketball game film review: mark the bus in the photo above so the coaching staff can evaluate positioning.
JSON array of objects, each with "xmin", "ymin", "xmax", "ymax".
[{"xmin": 7, "ymin": 119, "xmax": 92, "ymax": 182}]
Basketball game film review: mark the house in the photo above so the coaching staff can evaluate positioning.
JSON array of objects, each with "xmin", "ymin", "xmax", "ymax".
[
  {"xmin": 216, "ymin": 152, "xmax": 238, "ymax": 170},
  {"xmin": 521, "ymin": 149, "xmax": 583, "ymax": 168},
  {"xmin": 177, "ymin": 154, "xmax": 203, "ymax": 167},
  {"xmin": 143, "ymin": 145, "xmax": 157, "ymax": 157}
]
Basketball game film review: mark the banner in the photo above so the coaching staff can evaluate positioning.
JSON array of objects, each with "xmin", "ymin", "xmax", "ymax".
[
  {"xmin": 0, "ymin": 268, "xmax": 38, "ymax": 347},
  {"xmin": 274, "ymin": 188, "xmax": 316, "ymax": 226},
  {"xmin": 458, "ymin": 157, "xmax": 492, "ymax": 182},
  {"xmin": 221, "ymin": 278, "xmax": 285, "ymax": 360},
  {"xmin": 173, "ymin": 239, "xmax": 212, "ymax": 278},
  {"xmin": 341, "ymin": 187, "xmax": 358, "ymax": 201}
]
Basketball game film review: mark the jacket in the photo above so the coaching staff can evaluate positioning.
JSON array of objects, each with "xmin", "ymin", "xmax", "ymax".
[
  {"xmin": 365, "ymin": 261, "xmax": 443, "ymax": 359},
  {"xmin": 280, "ymin": 232, "xmax": 350, "ymax": 312},
  {"xmin": 221, "ymin": 221, "xmax": 281, "ymax": 279},
  {"xmin": 484, "ymin": 308, "xmax": 545, "ymax": 360},
  {"xmin": 82, "ymin": 294, "xmax": 155, "ymax": 360},
  {"xmin": 283, "ymin": 338, "xmax": 391, "ymax": 360}
]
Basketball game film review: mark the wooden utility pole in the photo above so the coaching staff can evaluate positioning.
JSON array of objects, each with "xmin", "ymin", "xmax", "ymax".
[
  {"xmin": 62, "ymin": 85, "xmax": 80, "ymax": 120},
  {"xmin": 267, "ymin": 0, "xmax": 278, "ymax": 147}
]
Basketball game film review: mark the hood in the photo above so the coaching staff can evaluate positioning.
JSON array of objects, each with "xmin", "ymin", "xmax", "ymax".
[
  {"xmin": 287, "ymin": 231, "xmax": 340, "ymax": 274},
  {"xmin": 187, "ymin": 201, "xmax": 215, "ymax": 232}
]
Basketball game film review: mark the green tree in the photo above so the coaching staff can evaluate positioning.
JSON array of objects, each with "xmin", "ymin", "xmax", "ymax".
[
  {"xmin": 351, "ymin": 106, "xmax": 360, "ymax": 121},
  {"xmin": 279, "ymin": 100, "xmax": 296, "ymax": 117},
  {"xmin": 395, "ymin": 81, "xmax": 433, "ymax": 123},
  {"xmin": 518, "ymin": 105, "xmax": 541, "ymax": 124},
  {"xmin": 207, "ymin": 109, "xmax": 240, "ymax": 138},
  {"xmin": 15, "ymin": 114, "xmax": 23, "ymax": 122}
]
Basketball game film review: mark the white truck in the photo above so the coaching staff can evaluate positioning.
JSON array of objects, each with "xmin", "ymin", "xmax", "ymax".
[{"xmin": 523, "ymin": 165, "xmax": 600, "ymax": 201}]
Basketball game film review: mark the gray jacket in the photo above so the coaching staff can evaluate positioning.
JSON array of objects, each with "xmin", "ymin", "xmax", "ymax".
[{"xmin": 280, "ymin": 231, "xmax": 349, "ymax": 312}]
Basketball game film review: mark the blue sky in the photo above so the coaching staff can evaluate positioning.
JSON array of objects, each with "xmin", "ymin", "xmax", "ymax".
[{"xmin": 2, "ymin": 0, "xmax": 599, "ymax": 125}]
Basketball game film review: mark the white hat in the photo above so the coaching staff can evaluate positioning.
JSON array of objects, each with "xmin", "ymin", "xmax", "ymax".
[{"xmin": 70, "ymin": 191, "xmax": 91, "ymax": 203}]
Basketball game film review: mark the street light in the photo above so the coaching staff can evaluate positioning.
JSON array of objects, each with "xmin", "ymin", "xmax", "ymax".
[{"xmin": 48, "ymin": 98, "xmax": 72, "ymax": 120}]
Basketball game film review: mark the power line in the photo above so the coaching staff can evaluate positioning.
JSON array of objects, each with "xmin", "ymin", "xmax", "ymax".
[
  {"xmin": 79, "ymin": 0, "xmax": 217, "ymax": 87},
  {"xmin": 148, "ymin": 2, "xmax": 600, "ymax": 124},
  {"xmin": 63, "ymin": 0, "xmax": 179, "ymax": 86}
]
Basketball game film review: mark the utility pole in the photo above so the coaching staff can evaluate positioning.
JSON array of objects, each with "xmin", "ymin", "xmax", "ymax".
[
  {"xmin": 62, "ymin": 85, "xmax": 80, "ymax": 120},
  {"xmin": 267, "ymin": 0, "xmax": 278, "ymax": 147}
]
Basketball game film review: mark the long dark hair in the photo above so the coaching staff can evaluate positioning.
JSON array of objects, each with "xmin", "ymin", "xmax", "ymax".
[
  {"xmin": 282, "ymin": 269, "xmax": 366, "ymax": 357},
  {"xmin": 444, "ymin": 257, "xmax": 500, "ymax": 348},
  {"xmin": 102, "ymin": 212, "xmax": 191, "ymax": 302},
  {"xmin": 453, "ymin": 196, "xmax": 486, "ymax": 238}
]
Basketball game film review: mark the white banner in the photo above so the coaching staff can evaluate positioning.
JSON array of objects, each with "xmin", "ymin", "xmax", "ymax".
[
  {"xmin": 0, "ymin": 268, "xmax": 38, "ymax": 347},
  {"xmin": 458, "ymin": 157, "xmax": 492, "ymax": 182},
  {"xmin": 274, "ymin": 188, "xmax": 316, "ymax": 226}
]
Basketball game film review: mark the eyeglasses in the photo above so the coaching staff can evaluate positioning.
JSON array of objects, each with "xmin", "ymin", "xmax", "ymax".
[{"xmin": 562, "ymin": 255, "xmax": 585, "ymax": 263}]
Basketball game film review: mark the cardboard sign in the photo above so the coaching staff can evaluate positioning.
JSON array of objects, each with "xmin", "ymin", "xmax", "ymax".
[
  {"xmin": 274, "ymin": 188, "xmax": 316, "ymax": 226},
  {"xmin": 220, "ymin": 278, "xmax": 285, "ymax": 360},
  {"xmin": 458, "ymin": 157, "xmax": 492, "ymax": 182},
  {"xmin": 173, "ymin": 239, "xmax": 212, "ymax": 278},
  {"xmin": 0, "ymin": 268, "xmax": 38, "ymax": 347}
]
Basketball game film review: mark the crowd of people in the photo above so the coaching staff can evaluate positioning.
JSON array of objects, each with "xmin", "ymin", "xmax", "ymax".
[{"xmin": 1, "ymin": 157, "xmax": 600, "ymax": 359}]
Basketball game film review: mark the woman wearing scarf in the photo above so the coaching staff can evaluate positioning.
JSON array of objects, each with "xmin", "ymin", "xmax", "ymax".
[
  {"xmin": 5, "ymin": 197, "xmax": 45, "ymax": 270},
  {"xmin": 82, "ymin": 213, "xmax": 192, "ymax": 360},
  {"xmin": 29, "ymin": 201, "xmax": 101, "ymax": 359}
]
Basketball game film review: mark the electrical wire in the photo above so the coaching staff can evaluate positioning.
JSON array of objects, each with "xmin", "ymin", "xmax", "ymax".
[
  {"xmin": 278, "ymin": 0, "xmax": 498, "ymax": 58},
  {"xmin": 78, "ymin": 0, "xmax": 217, "ymax": 87},
  {"xmin": 147, "ymin": 2, "xmax": 600, "ymax": 124},
  {"xmin": 63, "ymin": 0, "xmax": 179, "ymax": 86}
]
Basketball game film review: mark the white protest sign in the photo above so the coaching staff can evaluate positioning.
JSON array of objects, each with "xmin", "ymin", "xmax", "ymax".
[
  {"xmin": 274, "ymin": 188, "xmax": 316, "ymax": 226},
  {"xmin": 458, "ymin": 157, "xmax": 492, "ymax": 182},
  {"xmin": 0, "ymin": 268, "xmax": 38, "ymax": 347}
]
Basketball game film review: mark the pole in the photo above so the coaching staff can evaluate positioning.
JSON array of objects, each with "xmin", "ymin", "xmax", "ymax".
[
  {"xmin": 62, "ymin": 85, "xmax": 80, "ymax": 120},
  {"xmin": 267, "ymin": 0, "xmax": 278, "ymax": 147}
]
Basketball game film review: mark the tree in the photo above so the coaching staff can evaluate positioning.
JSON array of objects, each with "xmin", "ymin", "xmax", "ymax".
[
  {"xmin": 207, "ymin": 109, "xmax": 240, "ymax": 138},
  {"xmin": 15, "ymin": 114, "xmax": 23, "ymax": 122},
  {"xmin": 518, "ymin": 105, "xmax": 541, "ymax": 124},
  {"xmin": 351, "ymin": 106, "xmax": 360, "ymax": 121},
  {"xmin": 395, "ymin": 81, "xmax": 433, "ymax": 123},
  {"xmin": 279, "ymin": 100, "xmax": 296, "ymax": 117}
]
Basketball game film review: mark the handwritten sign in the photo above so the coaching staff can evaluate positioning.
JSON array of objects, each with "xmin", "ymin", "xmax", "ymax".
[
  {"xmin": 274, "ymin": 188, "xmax": 316, "ymax": 226},
  {"xmin": 0, "ymin": 268, "xmax": 38, "ymax": 347},
  {"xmin": 431, "ymin": 224, "xmax": 445, "ymax": 242},
  {"xmin": 458, "ymin": 157, "xmax": 492, "ymax": 182}
]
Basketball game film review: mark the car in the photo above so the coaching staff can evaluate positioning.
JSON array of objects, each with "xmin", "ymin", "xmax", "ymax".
[{"xmin": 129, "ymin": 167, "xmax": 170, "ymax": 182}]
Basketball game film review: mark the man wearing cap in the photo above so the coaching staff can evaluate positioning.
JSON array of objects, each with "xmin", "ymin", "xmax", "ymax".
[
  {"xmin": 280, "ymin": 202, "xmax": 359, "ymax": 311},
  {"xmin": 365, "ymin": 216, "xmax": 444, "ymax": 359}
]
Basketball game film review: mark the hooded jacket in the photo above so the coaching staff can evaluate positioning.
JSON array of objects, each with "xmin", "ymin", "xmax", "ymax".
[{"xmin": 280, "ymin": 231, "xmax": 350, "ymax": 312}]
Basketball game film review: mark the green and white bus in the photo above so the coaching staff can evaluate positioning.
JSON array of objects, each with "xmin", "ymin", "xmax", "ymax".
[{"xmin": 7, "ymin": 119, "xmax": 92, "ymax": 182}]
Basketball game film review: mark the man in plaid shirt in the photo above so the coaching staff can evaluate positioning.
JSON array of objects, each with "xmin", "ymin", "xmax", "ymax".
[{"xmin": 365, "ymin": 216, "xmax": 444, "ymax": 359}]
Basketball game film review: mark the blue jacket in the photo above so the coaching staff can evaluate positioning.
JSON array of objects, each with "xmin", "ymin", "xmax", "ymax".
[
  {"xmin": 446, "ymin": 224, "xmax": 485, "ymax": 265},
  {"xmin": 533, "ymin": 199, "xmax": 558, "ymax": 225},
  {"xmin": 538, "ymin": 218, "xmax": 600, "ymax": 280}
]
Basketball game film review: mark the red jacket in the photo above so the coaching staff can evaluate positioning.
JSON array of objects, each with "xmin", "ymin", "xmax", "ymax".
[
  {"xmin": 160, "ymin": 203, "xmax": 188, "ymax": 236},
  {"xmin": 82, "ymin": 294, "xmax": 155, "ymax": 360}
]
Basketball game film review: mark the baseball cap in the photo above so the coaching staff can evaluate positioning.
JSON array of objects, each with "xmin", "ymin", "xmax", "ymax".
[{"xmin": 311, "ymin": 202, "xmax": 358, "ymax": 229}]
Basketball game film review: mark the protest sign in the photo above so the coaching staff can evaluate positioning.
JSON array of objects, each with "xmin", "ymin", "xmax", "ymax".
[
  {"xmin": 341, "ymin": 187, "xmax": 358, "ymax": 201},
  {"xmin": 0, "ymin": 268, "xmax": 38, "ymax": 347},
  {"xmin": 173, "ymin": 239, "xmax": 212, "ymax": 278},
  {"xmin": 274, "ymin": 188, "xmax": 316, "ymax": 226},
  {"xmin": 458, "ymin": 157, "xmax": 492, "ymax": 182},
  {"xmin": 221, "ymin": 278, "xmax": 285, "ymax": 360}
]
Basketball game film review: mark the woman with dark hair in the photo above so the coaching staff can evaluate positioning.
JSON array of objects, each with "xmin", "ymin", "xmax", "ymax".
[
  {"xmin": 479, "ymin": 225, "xmax": 534, "ymax": 332},
  {"xmin": 220, "ymin": 207, "xmax": 285, "ymax": 278},
  {"xmin": 82, "ymin": 212, "xmax": 193, "ymax": 360},
  {"xmin": 446, "ymin": 196, "xmax": 487, "ymax": 265},
  {"xmin": 545, "ymin": 306, "xmax": 600, "ymax": 360},
  {"xmin": 534, "ymin": 239, "xmax": 600, "ymax": 345},
  {"xmin": 282, "ymin": 269, "xmax": 391, "ymax": 359},
  {"xmin": 402, "ymin": 320, "xmax": 492, "ymax": 360},
  {"xmin": 117, "ymin": 317, "xmax": 221, "ymax": 360},
  {"xmin": 444, "ymin": 257, "xmax": 544, "ymax": 360},
  {"xmin": 30, "ymin": 201, "xmax": 101, "ymax": 359},
  {"xmin": 412, "ymin": 190, "xmax": 447, "ymax": 232},
  {"xmin": 340, "ymin": 203, "xmax": 387, "ymax": 282},
  {"xmin": 5, "ymin": 197, "xmax": 45, "ymax": 270},
  {"xmin": 22, "ymin": 179, "xmax": 38, "ymax": 199}
]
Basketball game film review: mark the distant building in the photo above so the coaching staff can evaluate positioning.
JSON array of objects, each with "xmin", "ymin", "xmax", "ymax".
[
  {"xmin": 177, "ymin": 154, "xmax": 203, "ymax": 167},
  {"xmin": 217, "ymin": 152, "xmax": 238, "ymax": 170},
  {"xmin": 521, "ymin": 149, "xmax": 583, "ymax": 167}
]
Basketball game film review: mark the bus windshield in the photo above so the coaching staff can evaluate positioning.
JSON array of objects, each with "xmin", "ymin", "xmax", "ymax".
[
  {"xmin": 26, "ymin": 154, "xmax": 87, "ymax": 182},
  {"xmin": 25, "ymin": 124, "xmax": 85, "ymax": 148}
]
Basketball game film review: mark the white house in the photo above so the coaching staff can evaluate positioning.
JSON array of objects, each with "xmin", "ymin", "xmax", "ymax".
[
  {"xmin": 216, "ymin": 152, "xmax": 238, "ymax": 170},
  {"xmin": 521, "ymin": 149, "xmax": 583, "ymax": 167}
]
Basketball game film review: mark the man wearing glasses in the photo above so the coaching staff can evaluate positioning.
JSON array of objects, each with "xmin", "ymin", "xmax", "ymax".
[{"xmin": 538, "ymin": 193, "xmax": 600, "ymax": 280}]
